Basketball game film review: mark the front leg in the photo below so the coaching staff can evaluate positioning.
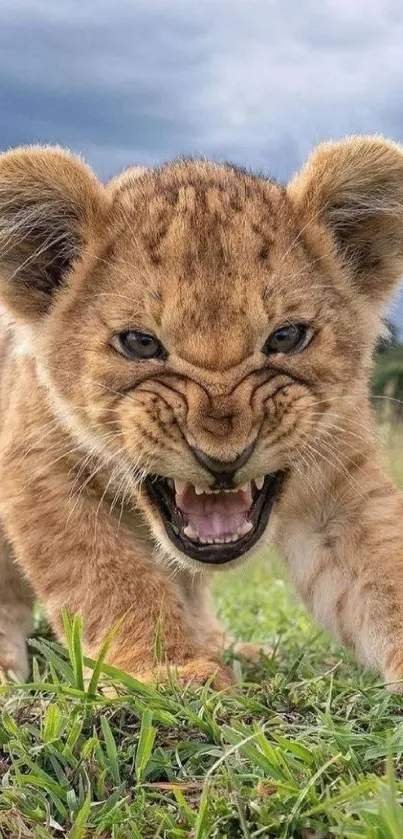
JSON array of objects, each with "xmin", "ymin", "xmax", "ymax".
[
  {"xmin": 0, "ymin": 535, "xmax": 34, "ymax": 680},
  {"xmin": 0, "ymin": 464, "xmax": 234, "ymax": 689},
  {"xmin": 279, "ymin": 472, "xmax": 403, "ymax": 689},
  {"xmin": 178, "ymin": 575, "xmax": 272, "ymax": 664}
]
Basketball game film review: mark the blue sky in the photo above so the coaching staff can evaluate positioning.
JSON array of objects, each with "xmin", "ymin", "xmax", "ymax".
[{"xmin": 1, "ymin": 0, "xmax": 403, "ymax": 331}]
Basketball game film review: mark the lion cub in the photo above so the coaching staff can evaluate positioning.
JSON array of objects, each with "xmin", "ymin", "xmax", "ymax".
[{"xmin": 0, "ymin": 137, "xmax": 403, "ymax": 689}]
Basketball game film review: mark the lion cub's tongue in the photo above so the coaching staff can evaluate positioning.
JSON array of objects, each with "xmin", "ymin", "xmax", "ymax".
[{"xmin": 175, "ymin": 482, "xmax": 253, "ymax": 543}]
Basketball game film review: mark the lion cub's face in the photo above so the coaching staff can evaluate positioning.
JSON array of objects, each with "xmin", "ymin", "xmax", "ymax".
[{"xmin": 1, "ymin": 141, "xmax": 402, "ymax": 568}]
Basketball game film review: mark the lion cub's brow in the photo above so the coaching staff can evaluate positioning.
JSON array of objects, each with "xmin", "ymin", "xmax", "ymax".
[
  {"xmin": 101, "ymin": 165, "xmax": 323, "ymax": 375},
  {"xmin": 110, "ymin": 161, "xmax": 289, "ymax": 272}
]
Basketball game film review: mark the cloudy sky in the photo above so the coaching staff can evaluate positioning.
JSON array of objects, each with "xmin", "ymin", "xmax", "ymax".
[{"xmin": 1, "ymin": 0, "xmax": 403, "ymax": 328}]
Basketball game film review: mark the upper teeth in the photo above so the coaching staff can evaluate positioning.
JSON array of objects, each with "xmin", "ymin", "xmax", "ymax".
[{"xmin": 173, "ymin": 478, "xmax": 266, "ymax": 497}]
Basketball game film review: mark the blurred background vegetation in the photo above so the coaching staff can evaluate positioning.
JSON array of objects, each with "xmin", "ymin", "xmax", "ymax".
[{"xmin": 373, "ymin": 319, "xmax": 403, "ymax": 425}]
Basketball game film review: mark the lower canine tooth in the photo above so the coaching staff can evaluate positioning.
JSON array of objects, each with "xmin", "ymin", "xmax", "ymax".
[
  {"xmin": 239, "ymin": 483, "xmax": 249, "ymax": 493},
  {"xmin": 184, "ymin": 524, "xmax": 198, "ymax": 540},
  {"xmin": 239, "ymin": 521, "xmax": 253, "ymax": 537}
]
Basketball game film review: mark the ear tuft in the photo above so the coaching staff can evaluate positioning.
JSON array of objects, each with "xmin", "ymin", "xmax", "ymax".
[
  {"xmin": 0, "ymin": 145, "xmax": 106, "ymax": 320},
  {"xmin": 287, "ymin": 136, "xmax": 403, "ymax": 304}
]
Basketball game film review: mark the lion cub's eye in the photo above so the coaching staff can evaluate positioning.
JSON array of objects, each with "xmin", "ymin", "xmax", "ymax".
[
  {"xmin": 263, "ymin": 323, "xmax": 313, "ymax": 355},
  {"xmin": 112, "ymin": 330, "xmax": 167, "ymax": 361}
]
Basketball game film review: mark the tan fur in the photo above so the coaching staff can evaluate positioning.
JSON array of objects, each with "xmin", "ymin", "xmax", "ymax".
[{"xmin": 1, "ymin": 137, "xmax": 403, "ymax": 688}]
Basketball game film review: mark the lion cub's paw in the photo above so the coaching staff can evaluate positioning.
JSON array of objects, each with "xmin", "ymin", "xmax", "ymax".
[
  {"xmin": 0, "ymin": 625, "xmax": 30, "ymax": 682},
  {"xmin": 383, "ymin": 673, "xmax": 403, "ymax": 694},
  {"xmin": 136, "ymin": 658, "xmax": 237, "ymax": 691},
  {"xmin": 382, "ymin": 650, "xmax": 403, "ymax": 693},
  {"xmin": 85, "ymin": 658, "xmax": 236, "ymax": 697},
  {"xmin": 230, "ymin": 641, "xmax": 273, "ymax": 663}
]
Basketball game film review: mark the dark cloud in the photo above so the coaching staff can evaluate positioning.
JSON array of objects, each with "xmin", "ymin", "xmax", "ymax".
[
  {"xmin": 1, "ymin": 0, "xmax": 403, "ymax": 326},
  {"xmin": 3, "ymin": 0, "xmax": 403, "ymax": 177}
]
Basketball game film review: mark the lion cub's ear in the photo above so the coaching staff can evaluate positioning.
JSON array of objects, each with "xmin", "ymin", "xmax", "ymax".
[
  {"xmin": 287, "ymin": 136, "xmax": 403, "ymax": 305},
  {"xmin": 0, "ymin": 145, "xmax": 107, "ymax": 321}
]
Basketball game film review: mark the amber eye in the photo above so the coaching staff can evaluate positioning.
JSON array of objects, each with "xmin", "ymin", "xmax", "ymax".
[
  {"xmin": 263, "ymin": 323, "xmax": 313, "ymax": 355},
  {"xmin": 112, "ymin": 330, "xmax": 167, "ymax": 361}
]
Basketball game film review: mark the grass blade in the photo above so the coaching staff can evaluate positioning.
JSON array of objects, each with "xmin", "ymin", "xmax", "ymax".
[
  {"xmin": 100, "ymin": 715, "xmax": 121, "ymax": 786},
  {"xmin": 135, "ymin": 708, "xmax": 156, "ymax": 783},
  {"xmin": 68, "ymin": 788, "xmax": 92, "ymax": 839}
]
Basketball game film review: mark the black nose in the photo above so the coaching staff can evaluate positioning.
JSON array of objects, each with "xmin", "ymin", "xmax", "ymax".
[{"xmin": 191, "ymin": 444, "xmax": 254, "ymax": 486}]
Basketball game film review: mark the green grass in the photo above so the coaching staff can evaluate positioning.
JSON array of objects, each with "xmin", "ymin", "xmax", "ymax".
[
  {"xmin": 2, "ymin": 436, "xmax": 403, "ymax": 837},
  {"xmin": 373, "ymin": 345, "xmax": 403, "ymax": 404},
  {"xmin": 380, "ymin": 426, "xmax": 403, "ymax": 486}
]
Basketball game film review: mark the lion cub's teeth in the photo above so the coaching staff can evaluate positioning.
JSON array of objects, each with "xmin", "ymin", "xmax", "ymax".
[
  {"xmin": 254, "ymin": 476, "xmax": 265, "ymax": 491},
  {"xmin": 174, "ymin": 479, "xmax": 186, "ymax": 496},
  {"xmin": 184, "ymin": 524, "xmax": 198, "ymax": 540},
  {"xmin": 194, "ymin": 485, "xmax": 204, "ymax": 496},
  {"xmin": 238, "ymin": 521, "xmax": 253, "ymax": 537}
]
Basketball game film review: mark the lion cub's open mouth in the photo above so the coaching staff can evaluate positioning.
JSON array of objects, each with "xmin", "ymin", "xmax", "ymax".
[{"xmin": 145, "ymin": 473, "xmax": 284, "ymax": 564}]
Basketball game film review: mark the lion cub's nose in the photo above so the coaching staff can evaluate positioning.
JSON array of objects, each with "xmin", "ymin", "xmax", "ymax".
[{"xmin": 191, "ymin": 444, "xmax": 254, "ymax": 487}]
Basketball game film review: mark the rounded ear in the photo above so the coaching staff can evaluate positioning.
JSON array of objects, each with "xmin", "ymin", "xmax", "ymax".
[
  {"xmin": 287, "ymin": 136, "xmax": 403, "ymax": 305},
  {"xmin": 0, "ymin": 145, "xmax": 107, "ymax": 321}
]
